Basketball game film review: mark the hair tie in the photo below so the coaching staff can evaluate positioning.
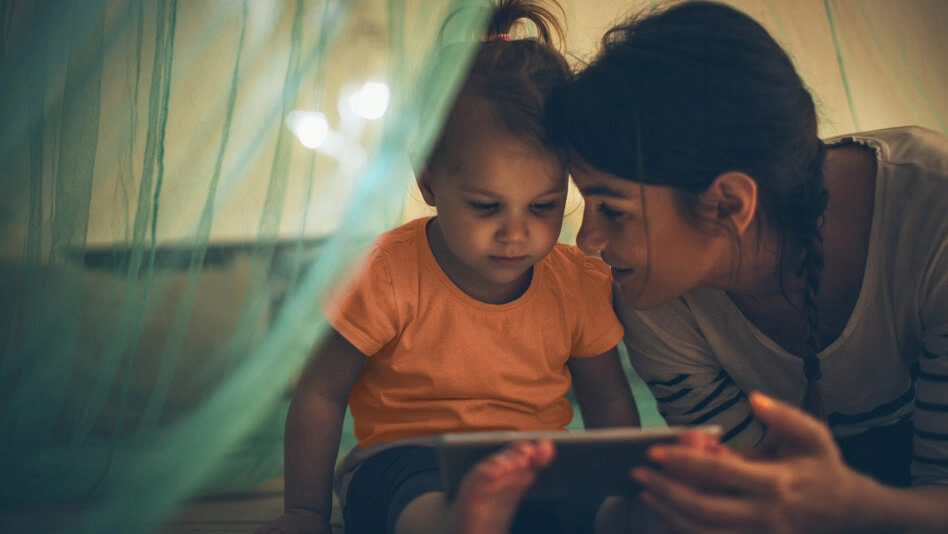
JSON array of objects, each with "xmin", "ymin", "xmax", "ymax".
[{"xmin": 492, "ymin": 33, "xmax": 511, "ymax": 41}]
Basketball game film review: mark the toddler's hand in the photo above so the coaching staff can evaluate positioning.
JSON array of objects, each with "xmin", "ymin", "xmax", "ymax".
[{"xmin": 254, "ymin": 509, "xmax": 331, "ymax": 534}]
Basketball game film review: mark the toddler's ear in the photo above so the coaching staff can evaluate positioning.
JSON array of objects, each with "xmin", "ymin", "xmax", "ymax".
[{"xmin": 417, "ymin": 168, "xmax": 437, "ymax": 207}]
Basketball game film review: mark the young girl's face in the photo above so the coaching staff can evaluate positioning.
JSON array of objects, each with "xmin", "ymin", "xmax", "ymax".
[
  {"xmin": 571, "ymin": 161, "xmax": 729, "ymax": 310},
  {"xmin": 420, "ymin": 120, "xmax": 567, "ymax": 303}
]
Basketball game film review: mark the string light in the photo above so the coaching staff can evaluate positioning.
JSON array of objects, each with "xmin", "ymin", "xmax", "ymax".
[
  {"xmin": 285, "ymin": 110, "xmax": 330, "ymax": 149},
  {"xmin": 346, "ymin": 81, "xmax": 390, "ymax": 120}
]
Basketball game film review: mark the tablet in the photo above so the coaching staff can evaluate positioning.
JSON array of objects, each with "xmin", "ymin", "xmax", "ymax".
[{"xmin": 435, "ymin": 426, "xmax": 720, "ymax": 501}]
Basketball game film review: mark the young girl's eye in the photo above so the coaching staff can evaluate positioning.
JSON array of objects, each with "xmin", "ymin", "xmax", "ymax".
[
  {"xmin": 469, "ymin": 201, "xmax": 499, "ymax": 214},
  {"xmin": 530, "ymin": 201, "xmax": 557, "ymax": 213},
  {"xmin": 597, "ymin": 203, "xmax": 623, "ymax": 220}
]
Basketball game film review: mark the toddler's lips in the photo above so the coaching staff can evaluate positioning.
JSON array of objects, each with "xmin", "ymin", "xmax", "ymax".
[{"xmin": 490, "ymin": 255, "xmax": 528, "ymax": 267}]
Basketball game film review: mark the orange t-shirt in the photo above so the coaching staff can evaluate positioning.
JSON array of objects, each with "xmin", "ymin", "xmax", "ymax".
[{"xmin": 328, "ymin": 217, "xmax": 623, "ymax": 449}]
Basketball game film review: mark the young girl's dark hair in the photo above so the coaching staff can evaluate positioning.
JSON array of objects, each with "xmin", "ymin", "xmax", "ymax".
[
  {"xmin": 548, "ymin": 1, "xmax": 829, "ymax": 418},
  {"xmin": 429, "ymin": 0, "xmax": 570, "ymax": 169}
]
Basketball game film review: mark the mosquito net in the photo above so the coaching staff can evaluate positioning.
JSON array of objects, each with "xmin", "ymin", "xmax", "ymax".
[{"xmin": 0, "ymin": 0, "xmax": 945, "ymax": 532}]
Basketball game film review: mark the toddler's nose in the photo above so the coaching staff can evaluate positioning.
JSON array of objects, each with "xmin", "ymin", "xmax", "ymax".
[{"xmin": 499, "ymin": 214, "xmax": 529, "ymax": 243}]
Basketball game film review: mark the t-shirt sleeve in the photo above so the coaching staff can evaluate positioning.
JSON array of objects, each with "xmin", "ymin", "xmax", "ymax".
[
  {"xmin": 324, "ymin": 246, "xmax": 401, "ymax": 357},
  {"xmin": 618, "ymin": 298, "xmax": 764, "ymax": 449},
  {"xmin": 569, "ymin": 256, "xmax": 625, "ymax": 357},
  {"xmin": 914, "ymin": 233, "xmax": 948, "ymax": 485}
]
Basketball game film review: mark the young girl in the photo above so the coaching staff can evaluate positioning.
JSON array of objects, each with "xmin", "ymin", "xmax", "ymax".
[
  {"xmin": 549, "ymin": 1, "xmax": 948, "ymax": 532},
  {"xmin": 258, "ymin": 2, "xmax": 639, "ymax": 533}
]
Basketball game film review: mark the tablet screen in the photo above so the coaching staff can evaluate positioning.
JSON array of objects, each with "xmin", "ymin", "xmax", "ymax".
[{"xmin": 435, "ymin": 426, "xmax": 720, "ymax": 500}]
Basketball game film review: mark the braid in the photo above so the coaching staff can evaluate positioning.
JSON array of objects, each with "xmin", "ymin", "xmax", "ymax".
[
  {"xmin": 799, "ymin": 226, "xmax": 826, "ymax": 419},
  {"xmin": 795, "ymin": 140, "xmax": 828, "ymax": 420}
]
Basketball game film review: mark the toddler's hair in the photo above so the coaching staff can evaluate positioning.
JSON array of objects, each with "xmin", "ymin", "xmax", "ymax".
[{"xmin": 428, "ymin": 0, "xmax": 570, "ymax": 170}]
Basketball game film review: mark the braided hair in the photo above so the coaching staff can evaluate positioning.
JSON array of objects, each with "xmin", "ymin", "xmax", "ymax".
[{"xmin": 548, "ymin": 1, "xmax": 829, "ymax": 418}]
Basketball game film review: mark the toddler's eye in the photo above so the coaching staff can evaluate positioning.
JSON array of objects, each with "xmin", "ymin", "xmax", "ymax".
[
  {"xmin": 597, "ymin": 203, "xmax": 623, "ymax": 220},
  {"xmin": 530, "ymin": 201, "xmax": 557, "ymax": 216},
  {"xmin": 530, "ymin": 201, "xmax": 558, "ymax": 212},
  {"xmin": 469, "ymin": 201, "xmax": 499, "ymax": 214}
]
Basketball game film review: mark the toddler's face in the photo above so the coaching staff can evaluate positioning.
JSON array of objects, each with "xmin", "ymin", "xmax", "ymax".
[{"xmin": 421, "ymin": 125, "xmax": 567, "ymax": 303}]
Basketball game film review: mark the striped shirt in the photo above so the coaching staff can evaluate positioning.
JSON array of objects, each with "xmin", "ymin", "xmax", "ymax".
[{"xmin": 617, "ymin": 126, "xmax": 948, "ymax": 486}]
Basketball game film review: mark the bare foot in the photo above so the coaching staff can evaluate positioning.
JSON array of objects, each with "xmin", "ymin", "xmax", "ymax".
[{"xmin": 453, "ymin": 439, "xmax": 555, "ymax": 534}]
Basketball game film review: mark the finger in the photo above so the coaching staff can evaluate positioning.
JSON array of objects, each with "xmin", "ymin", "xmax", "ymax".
[
  {"xmin": 749, "ymin": 391, "xmax": 837, "ymax": 456},
  {"xmin": 635, "ymin": 467, "xmax": 760, "ymax": 531},
  {"xmin": 645, "ymin": 444, "xmax": 782, "ymax": 496}
]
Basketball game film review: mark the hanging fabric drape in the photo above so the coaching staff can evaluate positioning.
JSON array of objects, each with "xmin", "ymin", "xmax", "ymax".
[
  {"xmin": 0, "ymin": 1, "xmax": 945, "ymax": 533},
  {"xmin": 1, "ymin": 1, "xmax": 488, "ymax": 531}
]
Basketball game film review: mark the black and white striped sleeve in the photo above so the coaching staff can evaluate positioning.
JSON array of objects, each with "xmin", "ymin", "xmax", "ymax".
[
  {"xmin": 619, "ymin": 298, "xmax": 765, "ymax": 450},
  {"xmin": 915, "ymin": 238, "xmax": 948, "ymax": 486}
]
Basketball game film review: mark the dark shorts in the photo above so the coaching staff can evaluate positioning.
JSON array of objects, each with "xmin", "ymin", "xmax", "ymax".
[{"xmin": 343, "ymin": 445, "xmax": 601, "ymax": 534}]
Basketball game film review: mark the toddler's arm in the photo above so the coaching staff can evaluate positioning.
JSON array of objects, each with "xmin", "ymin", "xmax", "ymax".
[
  {"xmin": 568, "ymin": 346, "xmax": 640, "ymax": 429},
  {"xmin": 256, "ymin": 329, "xmax": 366, "ymax": 534}
]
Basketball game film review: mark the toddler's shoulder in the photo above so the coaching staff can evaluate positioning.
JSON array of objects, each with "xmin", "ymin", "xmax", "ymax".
[
  {"xmin": 548, "ymin": 242, "xmax": 610, "ymax": 272},
  {"xmin": 544, "ymin": 243, "xmax": 613, "ymax": 288},
  {"xmin": 373, "ymin": 217, "xmax": 427, "ymax": 252},
  {"xmin": 341, "ymin": 218, "xmax": 429, "ymax": 294},
  {"xmin": 361, "ymin": 217, "xmax": 428, "ymax": 270}
]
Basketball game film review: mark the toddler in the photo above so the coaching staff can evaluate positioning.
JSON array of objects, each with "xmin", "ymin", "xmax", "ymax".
[{"xmin": 259, "ymin": 1, "xmax": 638, "ymax": 533}]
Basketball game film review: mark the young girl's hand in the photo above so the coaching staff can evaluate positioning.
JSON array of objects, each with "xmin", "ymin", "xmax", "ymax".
[
  {"xmin": 254, "ymin": 509, "xmax": 332, "ymax": 534},
  {"xmin": 632, "ymin": 392, "xmax": 874, "ymax": 534}
]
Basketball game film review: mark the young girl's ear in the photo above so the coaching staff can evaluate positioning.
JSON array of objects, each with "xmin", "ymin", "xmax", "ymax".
[
  {"xmin": 416, "ymin": 168, "xmax": 437, "ymax": 207},
  {"xmin": 702, "ymin": 171, "xmax": 758, "ymax": 236}
]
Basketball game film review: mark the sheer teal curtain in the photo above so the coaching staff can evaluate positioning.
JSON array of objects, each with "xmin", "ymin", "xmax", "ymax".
[
  {"xmin": 1, "ymin": 1, "xmax": 487, "ymax": 531},
  {"xmin": 0, "ymin": 1, "xmax": 945, "ymax": 533}
]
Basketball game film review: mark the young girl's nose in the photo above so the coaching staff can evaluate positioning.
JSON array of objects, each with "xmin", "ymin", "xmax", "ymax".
[{"xmin": 499, "ymin": 214, "xmax": 529, "ymax": 242}]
